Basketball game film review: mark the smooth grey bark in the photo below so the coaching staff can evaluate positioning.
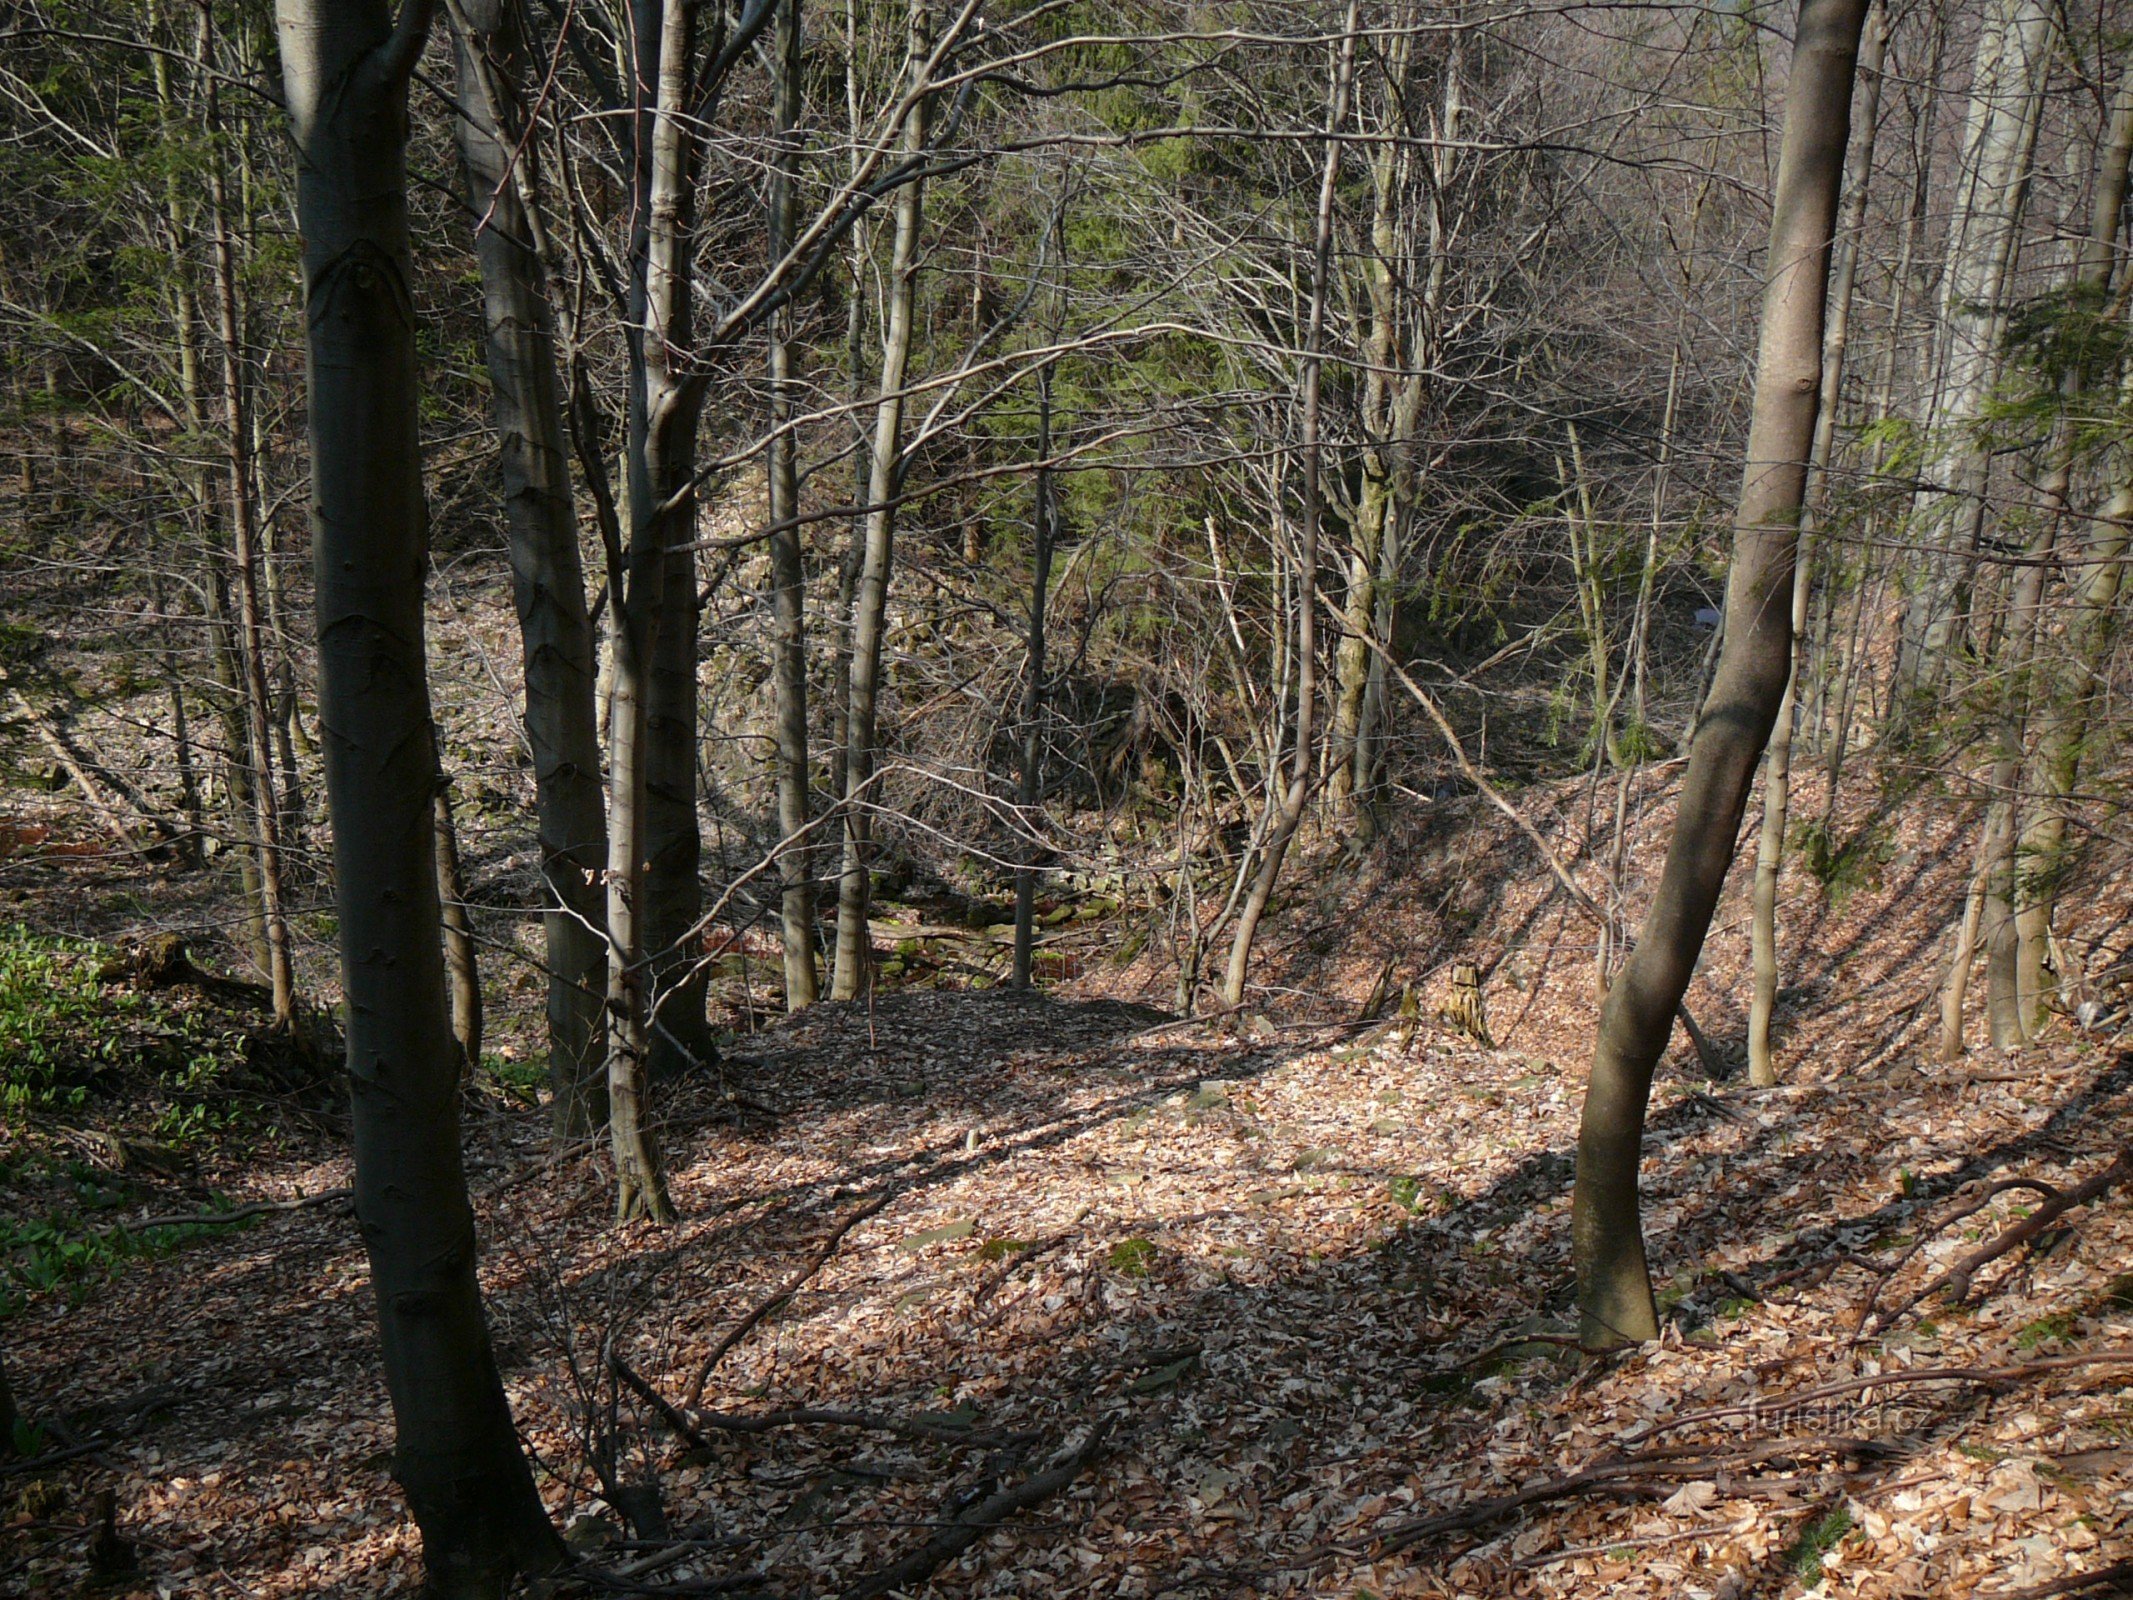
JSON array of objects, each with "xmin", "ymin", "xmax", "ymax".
[
  {"xmin": 448, "ymin": 0, "xmax": 610, "ymax": 1136},
  {"xmin": 273, "ymin": 0, "xmax": 562, "ymax": 1586},
  {"xmin": 1986, "ymin": 68, "xmax": 2133, "ymax": 1040},
  {"xmin": 604, "ymin": 0, "xmax": 698, "ymax": 1220},
  {"xmin": 767, "ymin": 0, "xmax": 820, "ymax": 1011},
  {"xmin": 1219, "ymin": 0, "xmax": 1360, "ymax": 1010},
  {"xmin": 1893, "ymin": 0, "xmax": 2052, "ymax": 709},
  {"xmin": 631, "ymin": 0, "xmax": 715, "ymax": 1084},
  {"xmin": 831, "ymin": 0, "xmax": 932, "ymax": 1002},
  {"xmin": 1011, "ymin": 356, "xmax": 1056, "ymax": 988},
  {"xmin": 1574, "ymin": 0, "xmax": 1869, "ymax": 1348},
  {"xmin": 1747, "ymin": 0, "xmax": 1885, "ymax": 1087}
]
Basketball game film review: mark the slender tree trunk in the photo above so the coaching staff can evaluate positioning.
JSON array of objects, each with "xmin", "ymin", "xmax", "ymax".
[
  {"xmin": 605, "ymin": 0, "xmax": 700, "ymax": 1220},
  {"xmin": 1012, "ymin": 357, "xmax": 1056, "ymax": 988},
  {"xmin": 832, "ymin": 0, "xmax": 932, "ymax": 1001},
  {"xmin": 1893, "ymin": 0, "xmax": 2051, "ymax": 711},
  {"xmin": 435, "ymin": 781, "xmax": 483, "ymax": 1074},
  {"xmin": 1941, "ymin": 821, "xmax": 1993, "ymax": 1060},
  {"xmin": 1328, "ymin": 47, "xmax": 1424, "ymax": 832},
  {"xmin": 206, "ymin": 66, "xmax": 297, "ymax": 1030},
  {"xmin": 1574, "ymin": 0, "xmax": 1869, "ymax": 1348},
  {"xmin": 633, "ymin": 0, "xmax": 713, "ymax": 1081},
  {"xmin": 448, "ymin": 0, "xmax": 610, "ymax": 1136},
  {"xmin": 1219, "ymin": 1, "xmax": 1360, "ymax": 1010},
  {"xmin": 2003, "ymin": 68, "xmax": 2133, "ymax": 1034},
  {"xmin": 1748, "ymin": 0, "xmax": 1884, "ymax": 1087},
  {"xmin": 767, "ymin": 0, "xmax": 819, "ymax": 1011},
  {"xmin": 156, "ymin": 2, "xmax": 270, "ymax": 979},
  {"xmin": 273, "ymin": 0, "xmax": 562, "ymax": 1586}
]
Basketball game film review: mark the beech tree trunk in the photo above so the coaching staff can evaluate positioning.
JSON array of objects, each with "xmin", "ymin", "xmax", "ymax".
[
  {"xmin": 449, "ymin": 0, "xmax": 610, "ymax": 1135},
  {"xmin": 1747, "ymin": 0, "xmax": 1884, "ymax": 1087},
  {"xmin": 1893, "ymin": 0, "xmax": 2051, "ymax": 709},
  {"xmin": 1996, "ymin": 68, "xmax": 2133, "ymax": 1037},
  {"xmin": 1219, "ymin": 0, "xmax": 1360, "ymax": 1010},
  {"xmin": 832, "ymin": 0, "xmax": 932, "ymax": 1002},
  {"xmin": 1327, "ymin": 30, "xmax": 1428, "ymax": 834},
  {"xmin": 767, "ymin": 0, "xmax": 820, "ymax": 1011},
  {"xmin": 206, "ymin": 60, "xmax": 297, "ymax": 1028},
  {"xmin": 604, "ymin": 0, "xmax": 699, "ymax": 1220},
  {"xmin": 632, "ymin": 0, "xmax": 714, "ymax": 1082},
  {"xmin": 273, "ymin": 0, "xmax": 562, "ymax": 1586},
  {"xmin": 1574, "ymin": 0, "xmax": 1869, "ymax": 1348}
]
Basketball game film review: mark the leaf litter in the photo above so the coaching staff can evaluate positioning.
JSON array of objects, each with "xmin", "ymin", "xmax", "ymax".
[{"xmin": 4, "ymin": 760, "xmax": 2133, "ymax": 1600}]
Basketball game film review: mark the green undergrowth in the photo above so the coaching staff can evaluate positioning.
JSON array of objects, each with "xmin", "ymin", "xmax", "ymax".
[
  {"xmin": 0, "ymin": 924, "xmax": 315, "ymax": 1316},
  {"xmin": 0, "ymin": 923, "xmax": 289, "ymax": 1119},
  {"xmin": 0, "ymin": 1196, "xmax": 261, "ymax": 1318}
]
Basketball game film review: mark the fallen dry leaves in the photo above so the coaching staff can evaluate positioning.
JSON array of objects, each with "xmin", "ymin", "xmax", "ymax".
[{"xmin": 5, "ymin": 762, "xmax": 2132, "ymax": 1600}]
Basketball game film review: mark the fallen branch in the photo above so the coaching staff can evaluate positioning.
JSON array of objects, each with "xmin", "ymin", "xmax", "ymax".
[
  {"xmin": 1867, "ymin": 1153, "xmax": 2133, "ymax": 1335},
  {"xmin": 110, "ymin": 1188, "xmax": 353, "ymax": 1238},
  {"xmin": 1619, "ymin": 1348, "xmax": 2133, "ymax": 1447},
  {"xmin": 1990, "ymin": 1561, "xmax": 2133, "ymax": 1600},
  {"xmin": 683, "ymin": 1404, "xmax": 1029, "ymax": 1448},
  {"xmin": 837, "ymin": 1420, "xmax": 1112, "ymax": 1600},
  {"xmin": 4, "ymin": 687, "xmax": 150, "ymax": 853},
  {"xmin": 1363, "ymin": 1433, "xmax": 1900, "ymax": 1558},
  {"xmin": 683, "ymin": 1190, "xmax": 893, "ymax": 1411},
  {"xmin": 1852, "ymin": 1176, "xmax": 2064, "ymax": 1335},
  {"xmin": 609, "ymin": 1354, "xmax": 713, "ymax": 1453}
]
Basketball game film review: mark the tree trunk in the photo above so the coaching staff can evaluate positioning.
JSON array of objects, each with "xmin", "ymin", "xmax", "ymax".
[
  {"xmin": 449, "ymin": 0, "xmax": 610, "ymax": 1136},
  {"xmin": 1328, "ymin": 42, "xmax": 1428, "ymax": 834},
  {"xmin": 1573, "ymin": 0, "xmax": 1869, "ymax": 1349},
  {"xmin": 604, "ymin": 0, "xmax": 700, "ymax": 1220},
  {"xmin": 1892, "ymin": 0, "xmax": 2051, "ymax": 711},
  {"xmin": 767, "ymin": 0, "xmax": 819, "ymax": 1012},
  {"xmin": 273, "ymin": 0, "xmax": 562, "ymax": 1587},
  {"xmin": 632, "ymin": 0, "xmax": 714, "ymax": 1082},
  {"xmin": 435, "ymin": 781, "xmax": 483, "ymax": 1075},
  {"xmin": 1012, "ymin": 357, "xmax": 1056, "ymax": 988},
  {"xmin": 832, "ymin": 0, "xmax": 932, "ymax": 1002},
  {"xmin": 2000, "ymin": 67, "xmax": 2133, "ymax": 1035},
  {"xmin": 1219, "ymin": 0, "xmax": 1360, "ymax": 1010},
  {"xmin": 1747, "ymin": 0, "xmax": 1884, "ymax": 1087},
  {"xmin": 206, "ymin": 66, "xmax": 298, "ymax": 1031}
]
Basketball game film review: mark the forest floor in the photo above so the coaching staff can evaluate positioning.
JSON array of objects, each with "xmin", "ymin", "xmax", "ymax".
[{"xmin": 4, "ymin": 757, "xmax": 2133, "ymax": 1600}]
